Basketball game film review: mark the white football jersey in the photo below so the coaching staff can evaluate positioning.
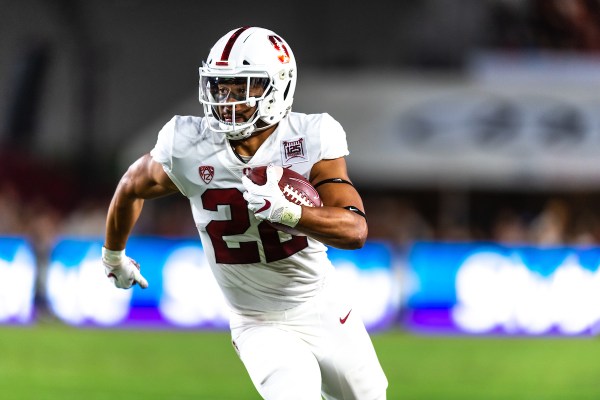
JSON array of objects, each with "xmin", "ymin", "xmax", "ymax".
[{"xmin": 150, "ymin": 112, "xmax": 350, "ymax": 315}]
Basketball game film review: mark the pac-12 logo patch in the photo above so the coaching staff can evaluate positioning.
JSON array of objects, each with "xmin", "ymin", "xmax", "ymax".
[
  {"xmin": 281, "ymin": 136, "xmax": 307, "ymax": 165},
  {"xmin": 199, "ymin": 165, "xmax": 214, "ymax": 184}
]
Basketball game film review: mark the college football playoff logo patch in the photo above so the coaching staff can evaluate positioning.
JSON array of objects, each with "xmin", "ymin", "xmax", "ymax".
[
  {"xmin": 199, "ymin": 165, "xmax": 214, "ymax": 184},
  {"xmin": 281, "ymin": 136, "xmax": 307, "ymax": 165}
]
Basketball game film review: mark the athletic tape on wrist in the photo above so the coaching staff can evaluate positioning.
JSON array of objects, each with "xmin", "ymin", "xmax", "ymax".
[
  {"xmin": 102, "ymin": 247, "xmax": 126, "ymax": 264},
  {"xmin": 279, "ymin": 203, "xmax": 302, "ymax": 227}
]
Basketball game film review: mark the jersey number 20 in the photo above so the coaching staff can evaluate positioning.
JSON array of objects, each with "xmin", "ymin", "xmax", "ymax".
[{"xmin": 203, "ymin": 188, "xmax": 308, "ymax": 264}]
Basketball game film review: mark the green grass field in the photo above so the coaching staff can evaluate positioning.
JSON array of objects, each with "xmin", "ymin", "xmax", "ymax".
[{"xmin": 1, "ymin": 322, "xmax": 599, "ymax": 399}]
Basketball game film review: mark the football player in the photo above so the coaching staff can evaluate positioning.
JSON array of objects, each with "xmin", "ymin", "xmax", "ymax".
[{"xmin": 102, "ymin": 26, "xmax": 388, "ymax": 400}]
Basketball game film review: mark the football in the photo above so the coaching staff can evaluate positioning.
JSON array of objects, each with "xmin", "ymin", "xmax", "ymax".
[{"xmin": 245, "ymin": 165, "xmax": 322, "ymax": 234}]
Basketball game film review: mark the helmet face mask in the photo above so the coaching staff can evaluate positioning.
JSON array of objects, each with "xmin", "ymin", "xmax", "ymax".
[
  {"xmin": 202, "ymin": 76, "xmax": 270, "ymax": 104},
  {"xmin": 199, "ymin": 27, "xmax": 297, "ymax": 140},
  {"xmin": 200, "ymin": 74, "xmax": 272, "ymax": 136}
]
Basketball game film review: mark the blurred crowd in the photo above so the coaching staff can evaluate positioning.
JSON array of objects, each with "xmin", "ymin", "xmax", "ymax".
[
  {"xmin": 3, "ymin": 166, "xmax": 600, "ymax": 252},
  {"xmin": 491, "ymin": 0, "xmax": 600, "ymax": 53},
  {"xmin": 3, "ymin": 0, "xmax": 600, "ymax": 255},
  {"xmin": 364, "ymin": 192, "xmax": 600, "ymax": 248},
  {"xmin": 0, "ymin": 173, "xmax": 198, "ymax": 245}
]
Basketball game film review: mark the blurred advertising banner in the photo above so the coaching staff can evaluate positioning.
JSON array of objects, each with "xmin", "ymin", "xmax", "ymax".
[
  {"xmin": 405, "ymin": 242, "xmax": 600, "ymax": 335},
  {"xmin": 45, "ymin": 237, "xmax": 401, "ymax": 331},
  {"xmin": 0, "ymin": 237, "xmax": 36, "ymax": 324},
  {"xmin": 46, "ymin": 237, "xmax": 230, "ymax": 329},
  {"xmin": 293, "ymin": 69, "xmax": 600, "ymax": 190}
]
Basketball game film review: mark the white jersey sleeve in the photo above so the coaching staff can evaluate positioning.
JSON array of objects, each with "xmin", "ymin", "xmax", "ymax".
[
  {"xmin": 149, "ymin": 116, "xmax": 175, "ymax": 168},
  {"xmin": 319, "ymin": 113, "xmax": 349, "ymax": 160},
  {"xmin": 150, "ymin": 116, "xmax": 205, "ymax": 197}
]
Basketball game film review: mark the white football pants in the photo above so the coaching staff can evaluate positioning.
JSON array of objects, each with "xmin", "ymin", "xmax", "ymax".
[{"xmin": 230, "ymin": 276, "xmax": 388, "ymax": 400}]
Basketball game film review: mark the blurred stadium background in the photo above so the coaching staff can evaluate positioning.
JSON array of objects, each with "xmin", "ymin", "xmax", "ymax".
[{"xmin": 2, "ymin": 0, "xmax": 600, "ymax": 398}]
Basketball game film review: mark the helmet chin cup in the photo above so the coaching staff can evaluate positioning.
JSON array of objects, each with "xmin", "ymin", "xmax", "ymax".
[
  {"xmin": 214, "ymin": 114, "xmax": 256, "ymax": 141},
  {"xmin": 222, "ymin": 124, "xmax": 255, "ymax": 141}
]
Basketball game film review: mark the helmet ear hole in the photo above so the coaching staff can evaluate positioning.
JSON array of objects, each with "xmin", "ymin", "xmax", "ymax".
[{"xmin": 263, "ymin": 99, "xmax": 273, "ymax": 112}]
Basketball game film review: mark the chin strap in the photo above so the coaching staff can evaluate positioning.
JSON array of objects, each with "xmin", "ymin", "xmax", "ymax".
[{"xmin": 228, "ymin": 120, "xmax": 277, "ymax": 142}]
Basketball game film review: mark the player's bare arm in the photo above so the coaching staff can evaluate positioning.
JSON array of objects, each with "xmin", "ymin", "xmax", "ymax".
[
  {"xmin": 104, "ymin": 153, "xmax": 179, "ymax": 251},
  {"xmin": 297, "ymin": 157, "xmax": 368, "ymax": 249}
]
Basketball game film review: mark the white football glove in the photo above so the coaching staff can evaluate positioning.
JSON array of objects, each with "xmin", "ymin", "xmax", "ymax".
[
  {"xmin": 242, "ymin": 164, "xmax": 302, "ymax": 228},
  {"xmin": 102, "ymin": 247, "xmax": 148, "ymax": 289}
]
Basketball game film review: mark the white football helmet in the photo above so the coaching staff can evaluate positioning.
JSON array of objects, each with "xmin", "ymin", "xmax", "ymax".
[{"xmin": 199, "ymin": 27, "xmax": 297, "ymax": 140}]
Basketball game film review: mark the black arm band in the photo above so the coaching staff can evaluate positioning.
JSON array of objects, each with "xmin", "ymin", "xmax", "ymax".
[
  {"xmin": 344, "ymin": 206, "xmax": 367, "ymax": 221},
  {"xmin": 313, "ymin": 178, "xmax": 354, "ymax": 188}
]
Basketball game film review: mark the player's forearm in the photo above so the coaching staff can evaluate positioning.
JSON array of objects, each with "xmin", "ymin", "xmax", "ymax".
[
  {"xmin": 296, "ymin": 206, "xmax": 367, "ymax": 249},
  {"xmin": 104, "ymin": 185, "xmax": 145, "ymax": 251}
]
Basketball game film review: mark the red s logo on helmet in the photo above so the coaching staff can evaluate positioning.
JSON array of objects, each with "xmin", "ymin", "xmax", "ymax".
[{"xmin": 268, "ymin": 35, "xmax": 290, "ymax": 64}]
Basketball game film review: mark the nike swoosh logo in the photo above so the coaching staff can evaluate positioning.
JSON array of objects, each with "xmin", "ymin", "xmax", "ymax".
[
  {"xmin": 256, "ymin": 199, "xmax": 271, "ymax": 213},
  {"xmin": 340, "ymin": 309, "xmax": 352, "ymax": 324}
]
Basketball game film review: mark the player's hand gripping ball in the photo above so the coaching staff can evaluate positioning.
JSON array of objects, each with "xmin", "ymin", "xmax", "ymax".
[{"xmin": 243, "ymin": 164, "xmax": 322, "ymax": 235}]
